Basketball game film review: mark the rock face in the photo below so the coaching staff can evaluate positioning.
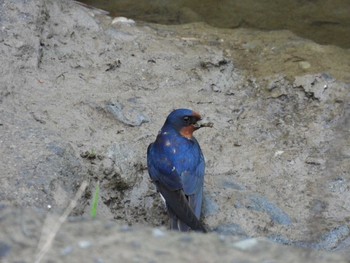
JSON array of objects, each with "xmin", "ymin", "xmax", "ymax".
[
  {"xmin": 1, "ymin": 207, "xmax": 348, "ymax": 263},
  {"xmin": 0, "ymin": 0, "xmax": 349, "ymax": 262}
]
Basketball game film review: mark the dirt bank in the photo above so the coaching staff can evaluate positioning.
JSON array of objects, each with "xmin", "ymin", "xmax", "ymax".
[{"xmin": 0, "ymin": 0, "xmax": 349, "ymax": 262}]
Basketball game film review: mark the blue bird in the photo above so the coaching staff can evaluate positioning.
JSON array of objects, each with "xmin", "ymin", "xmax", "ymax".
[{"xmin": 147, "ymin": 109, "xmax": 210, "ymax": 232}]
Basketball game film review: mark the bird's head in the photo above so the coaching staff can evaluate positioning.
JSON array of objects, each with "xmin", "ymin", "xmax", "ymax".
[{"xmin": 164, "ymin": 109, "xmax": 203, "ymax": 139}]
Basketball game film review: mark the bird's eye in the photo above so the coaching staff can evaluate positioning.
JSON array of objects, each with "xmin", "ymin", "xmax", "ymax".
[{"xmin": 183, "ymin": 116, "xmax": 190, "ymax": 122}]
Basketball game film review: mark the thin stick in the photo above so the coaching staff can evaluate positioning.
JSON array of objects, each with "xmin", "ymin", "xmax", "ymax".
[{"xmin": 34, "ymin": 180, "xmax": 88, "ymax": 263}]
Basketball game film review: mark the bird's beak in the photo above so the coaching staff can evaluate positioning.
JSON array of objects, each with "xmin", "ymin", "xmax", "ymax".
[{"xmin": 193, "ymin": 120, "xmax": 201, "ymax": 130}]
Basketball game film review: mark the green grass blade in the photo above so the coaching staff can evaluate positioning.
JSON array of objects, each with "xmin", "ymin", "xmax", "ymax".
[{"xmin": 90, "ymin": 183, "xmax": 100, "ymax": 219}]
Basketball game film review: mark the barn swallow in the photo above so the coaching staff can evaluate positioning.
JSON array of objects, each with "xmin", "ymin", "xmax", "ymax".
[{"xmin": 147, "ymin": 109, "xmax": 212, "ymax": 232}]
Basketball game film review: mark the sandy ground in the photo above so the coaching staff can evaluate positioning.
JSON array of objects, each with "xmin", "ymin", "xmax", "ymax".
[{"xmin": 0, "ymin": 0, "xmax": 349, "ymax": 262}]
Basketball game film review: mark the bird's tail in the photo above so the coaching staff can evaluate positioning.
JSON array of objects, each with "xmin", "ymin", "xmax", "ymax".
[
  {"xmin": 167, "ymin": 204, "xmax": 191, "ymax": 232},
  {"xmin": 156, "ymin": 182, "xmax": 207, "ymax": 233}
]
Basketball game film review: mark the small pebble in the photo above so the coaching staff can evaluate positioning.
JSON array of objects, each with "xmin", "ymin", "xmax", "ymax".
[
  {"xmin": 152, "ymin": 228, "xmax": 166, "ymax": 238},
  {"xmin": 106, "ymin": 101, "xmax": 149, "ymax": 127},
  {"xmin": 274, "ymin": 150, "xmax": 284, "ymax": 157},
  {"xmin": 233, "ymin": 238, "xmax": 258, "ymax": 250},
  {"xmin": 111, "ymin": 17, "xmax": 135, "ymax": 25},
  {"xmin": 299, "ymin": 61, "xmax": 311, "ymax": 69},
  {"xmin": 78, "ymin": 240, "xmax": 92, "ymax": 249}
]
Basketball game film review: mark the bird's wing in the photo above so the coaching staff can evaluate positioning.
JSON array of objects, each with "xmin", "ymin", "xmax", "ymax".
[
  {"xmin": 147, "ymin": 143, "xmax": 206, "ymax": 232},
  {"xmin": 182, "ymin": 146, "xmax": 205, "ymax": 218},
  {"xmin": 147, "ymin": 143, "xmax": 182, "ymax": 190}
]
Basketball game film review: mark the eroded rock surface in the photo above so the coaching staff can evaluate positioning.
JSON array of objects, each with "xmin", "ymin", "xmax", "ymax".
[{"xmin": 0, "ymin": 0, "xmax": 349, "ymax": 262}]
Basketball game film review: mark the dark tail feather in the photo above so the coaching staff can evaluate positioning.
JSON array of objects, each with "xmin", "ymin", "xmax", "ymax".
[
  {"xmin": 167, "ymin": 204, "xmax": 191, "ymax": 231},
  {"xmin": 156, "ymin": 182, "xmax": 207, "ymax": 233}
]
